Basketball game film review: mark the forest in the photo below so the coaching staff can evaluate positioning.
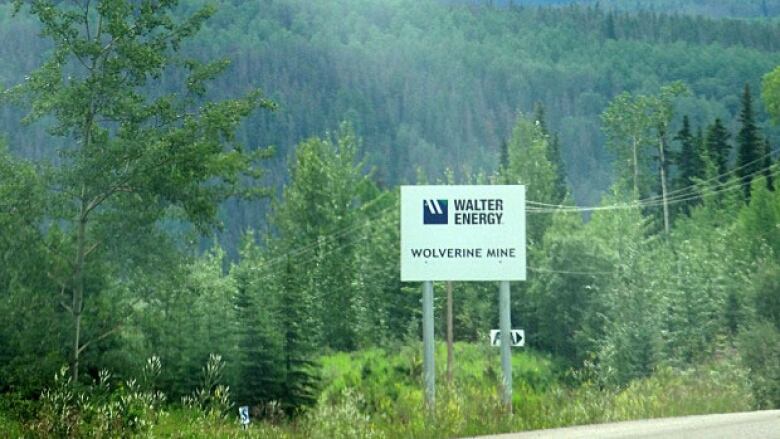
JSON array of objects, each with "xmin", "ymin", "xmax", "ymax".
[{"xmin": 1, "ymin": 0, "xmax": 779, "ymax": 437}]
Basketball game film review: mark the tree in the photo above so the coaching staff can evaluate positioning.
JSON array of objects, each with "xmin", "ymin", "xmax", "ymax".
[
  {"xmin": 0, "ymin": 142, "xmax": 67, "ymax": 395},
  {"xmin": 602, "ymin": 82, "xmax": 688, "ymax": 232},
  {"xmin": 503, "ymin": 115, "xmax": 562, "ymax": 246},
  {"xmin": 604, "ymin": 11, "xmax": 617, "ymax": 40},
  {"xmin": 271, "ymin": 124, "xmax": 369, "ymax": 352},
  {"xmin": 648, "ymin": 82, "xmax": 688, "ymax": 233},
  {"xmin": 704, "ymin": 118, "xmax": 732, "ymax": 182},
  {"xmin": 763, "ymin": 139, "xmax": 775, "ymax": 191},
  {"xmin": 672, "ymin": 115, "xmax": 705, "ymax": 214},
  {"xmin": 231, "ymin": 235, "xmax": 284, "ymax": 411},
  {"xmin": 534, "ymin": 102, "xmax": 568, "ymax": 204},
  {"xmin": 737, "ymin": 84, "xmax": 763, "ymax": 200},
  {"xmin": 762, "ymin": 66, "xmax": 780, "ymax": 125},
  {"xmin": 4, "ymin": 0, "xmax": 274, "ymax": 382},
  {"xmin": 602, "ymin": 92, "xmax": 654, "ymax": 198}
]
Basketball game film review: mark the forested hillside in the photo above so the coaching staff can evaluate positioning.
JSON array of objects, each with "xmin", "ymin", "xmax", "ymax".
[
  {"xmin": 1, "ymin": 1, "xmax": 780, "ymax": 437},
  {"xmin": 2, "ymin": 0, "xmax": 780, "ymax": 251},
  {"xmin": 456, "ymin": 0, "xmax": 780, "ymax": 18}
]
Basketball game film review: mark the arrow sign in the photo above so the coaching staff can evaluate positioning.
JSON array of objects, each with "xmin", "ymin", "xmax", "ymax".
[{"xmin": 490, "ymin": 329, "xmax": 525, "ymax": 347}]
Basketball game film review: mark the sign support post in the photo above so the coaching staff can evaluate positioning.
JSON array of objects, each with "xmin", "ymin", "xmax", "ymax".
[
  {"xmin": 423, "ymin": 280, "xmax": 435, "ymax": 411},
  {"xmin": 499, "ymin": 280, "xmax": 512, "ymax": 413}
]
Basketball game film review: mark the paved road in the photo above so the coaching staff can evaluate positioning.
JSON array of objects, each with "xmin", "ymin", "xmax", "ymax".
[{"xmin": 475, "ymin": 410, "xmax": 780, "ymax": 439}]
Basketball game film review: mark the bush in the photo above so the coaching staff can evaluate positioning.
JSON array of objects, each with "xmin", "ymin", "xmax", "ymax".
[
  {"xmin": 738, "ymin": 322, "xmax": 780, "ymax": 408},
  {"xmin": 27, "ymin": 361, "xmax": 166, "ymax": 438}
]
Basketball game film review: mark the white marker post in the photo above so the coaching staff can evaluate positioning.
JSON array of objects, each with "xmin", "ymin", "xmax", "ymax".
[
  {"xmin": 239, "ymin": 405, "xmax": 250, "ymax": 429},
  {"xmin": 401, "ymin": 185, "xmax": 526, "ymax": 414}
]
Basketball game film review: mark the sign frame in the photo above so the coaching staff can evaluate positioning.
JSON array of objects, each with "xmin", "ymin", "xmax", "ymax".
[{"xmin": 400, "ymin": 185, "xmax": 526, "ymax": 282}]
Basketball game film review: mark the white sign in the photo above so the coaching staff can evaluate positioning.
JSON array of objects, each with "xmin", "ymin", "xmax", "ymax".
[
  {"xmin": 490, "ymin": 329, "xmax": 525, "ymax": 347},
  {"xmin": 401, "ymin": 185, "xmax": 526, "ymax": 281},
  {"xmin": 239, "ymin": 406, "xmax": 250, "ymax": 425}
]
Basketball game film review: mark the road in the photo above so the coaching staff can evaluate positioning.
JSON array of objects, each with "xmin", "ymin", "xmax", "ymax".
[{"xmin": 475, "ymin": 410, "xmax": 780, "ymax": 439}]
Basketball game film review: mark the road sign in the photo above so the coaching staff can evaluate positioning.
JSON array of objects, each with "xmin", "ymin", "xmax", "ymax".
[
  {"xmin": 239, "ymin": 406, "xmax": 250, "ymax": 426},
  {"xmin": 490, "ymin": 329, "xmax": 525, "ymax": 347},
  {"xmin": 400, "ymin": 185, "xmax": 526, "ymax": 281}
]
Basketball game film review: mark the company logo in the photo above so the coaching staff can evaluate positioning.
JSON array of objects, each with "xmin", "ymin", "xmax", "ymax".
[{"xmin": 423, "ymin": 199, "xmax": 448, "ymax": 224}]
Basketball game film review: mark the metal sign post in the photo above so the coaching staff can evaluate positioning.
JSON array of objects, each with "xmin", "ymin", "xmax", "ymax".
[
  {"xmin": 499, "ymin": 281, "xmax": 512, "ymax": 412},
  {"xmin": 422, "ymin": 280, "xmax": 435, "ymax": 410}
]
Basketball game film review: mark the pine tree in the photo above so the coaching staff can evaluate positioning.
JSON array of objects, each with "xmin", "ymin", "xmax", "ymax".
[
  {"xmin": 604, "ymin": 11, "xmax": 617, "ymax": 40},
  {"xmin": 232, "ymin": 235, "xmax": 284, "ymax": 410},
  {"xmin": 673, "ymin": 115, "xmax": 705, "ymax": 214},
  {"xmin": 705, "ymin": 118, "xmax": 732, "ymax": 183},
  {"xmin": 277, "ymin": 255, "xmax": 319, "ymax": 414},
  {"xmin": 737, "ymin": 84, "xmax": 763, "ymax": 200},
  {"xmin": 498, "ymin": 139, "xmax": 509, "ymax": 178}
]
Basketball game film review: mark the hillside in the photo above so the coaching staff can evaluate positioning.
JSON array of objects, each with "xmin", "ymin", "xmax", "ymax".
[
  {"xmin": 2, "ymin": 1, "xmax": 780, "ymax": 435},
  {"xmin": 2, "ymin": 0, "xmax": 780, "ymax": 249},
  {"xmin": 452, "ymin": 0, "xmax": 780, "ymax": 18}
]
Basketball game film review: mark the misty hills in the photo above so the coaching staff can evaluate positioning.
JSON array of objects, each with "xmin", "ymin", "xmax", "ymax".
[
  {"xmin": 448, "ymin": 0, "xmax": 780, "ymax": 18},
  {"xmin": 1, "ymin": 0, "xmax": 779, "ymax": 251}
]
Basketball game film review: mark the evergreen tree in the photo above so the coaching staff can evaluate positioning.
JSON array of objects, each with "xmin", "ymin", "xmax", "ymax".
[
  {"xmin": 604, "ymin": 11, "xmax": 617, "ymax": 40},
  {"xmin": 277, "ymin": 255, "xmax": 320, "ymax": 414},
  {"xmin": 705, "ymin": 118, "xmax": 732, "ymax": 182},
  {"xmin": 673, "ymin": 115, "xmax": 705, "ymax": 214},
  {"xmin": 232, "ymin": 235, "xmax": 284, "ymax": 409},
  {"xmin": 499, "ymin": 139, "xmax": 509, "ymax": 177},
  {"xmin": 737, "ymin": 84, "xmax": 763, "ymax": 200}
]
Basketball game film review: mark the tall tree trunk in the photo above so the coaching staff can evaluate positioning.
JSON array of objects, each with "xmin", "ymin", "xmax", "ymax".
[
  {"xmin": 632, "ymin": 136, "xmax": 640, "ymax": 198},
  {"xmin": 71, "ymin": 195, "xmax": 87, "ymax": 382}
]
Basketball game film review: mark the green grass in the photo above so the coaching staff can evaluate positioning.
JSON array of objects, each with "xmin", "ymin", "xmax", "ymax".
[
  {"xmin": 0, "ymin": 342, "xmax": 756, "ymax": 438},
  {"xmin": 0, "ymin": 412, "xmax": 24, "ymax": 438}
]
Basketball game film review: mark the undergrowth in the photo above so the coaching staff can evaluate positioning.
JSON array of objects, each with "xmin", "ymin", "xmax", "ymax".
[{"xmin": 0, "ymin": 343, "xmax": 756, "ymax": 438}]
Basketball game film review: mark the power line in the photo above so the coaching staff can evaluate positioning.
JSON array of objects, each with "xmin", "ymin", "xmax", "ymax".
[
  {"xmin": 526, "ymin": 148, "xmax": 778, "ymax": 211},
  {"xmin": 527, "ymin": 163, "xmax": 779, "ymax": 214},
  {"xmin": 246, "ymin": 163, "xmax": 779, "ymax": 271}
]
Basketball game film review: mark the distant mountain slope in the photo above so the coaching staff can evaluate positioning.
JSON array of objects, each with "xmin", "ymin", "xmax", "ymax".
[
  {"xmin": 449, "ymin": 0, "xmax": 780, "ymax": 18},
  {"xmin": 2, "ymin": 0, "xmax": 779, "ymax": 251}
]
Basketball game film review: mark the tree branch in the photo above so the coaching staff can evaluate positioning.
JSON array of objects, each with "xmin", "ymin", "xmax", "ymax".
[{"xmin": 76, "ymin": 324, "xmax": 122, "ymax": 355}]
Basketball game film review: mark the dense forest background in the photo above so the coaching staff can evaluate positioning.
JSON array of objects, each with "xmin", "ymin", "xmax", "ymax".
[
  {"xmin": 2, "ymin": 0, "xmax": 780, "ymax": 253},
  {"xmin": 454, "ymin": 0, "xmax": 780, "ymax": 18},
  {"xmin": 1, "ymin": 0, "xmax": 780, "ymax": 437}
]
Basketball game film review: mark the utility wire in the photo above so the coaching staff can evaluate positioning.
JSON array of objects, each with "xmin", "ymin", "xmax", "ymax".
[
  {"xmin": 527, "ymin": 163, "xmax": 779, "ymax": 213},
  {"xmin": 247, "ymin": 163, "xmax": 780, "ymax": 271}
]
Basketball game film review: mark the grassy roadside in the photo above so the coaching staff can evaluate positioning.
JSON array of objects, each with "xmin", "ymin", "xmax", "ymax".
[{"xmin": 0, "ymin": 342, "xmax": 754, "ymax": 438}]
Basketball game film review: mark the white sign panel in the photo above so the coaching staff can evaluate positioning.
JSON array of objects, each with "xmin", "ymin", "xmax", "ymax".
[
  {"xmin": 239, "ymin": 406, "xmax": 250, "ymax": 425},
  {"xmin": 490, "ymin": 329, "xmax": 525, "ymax": 347},
  {"xmin": 401, "ymin": 185, "xmax": 526, "ymax": 281}
]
